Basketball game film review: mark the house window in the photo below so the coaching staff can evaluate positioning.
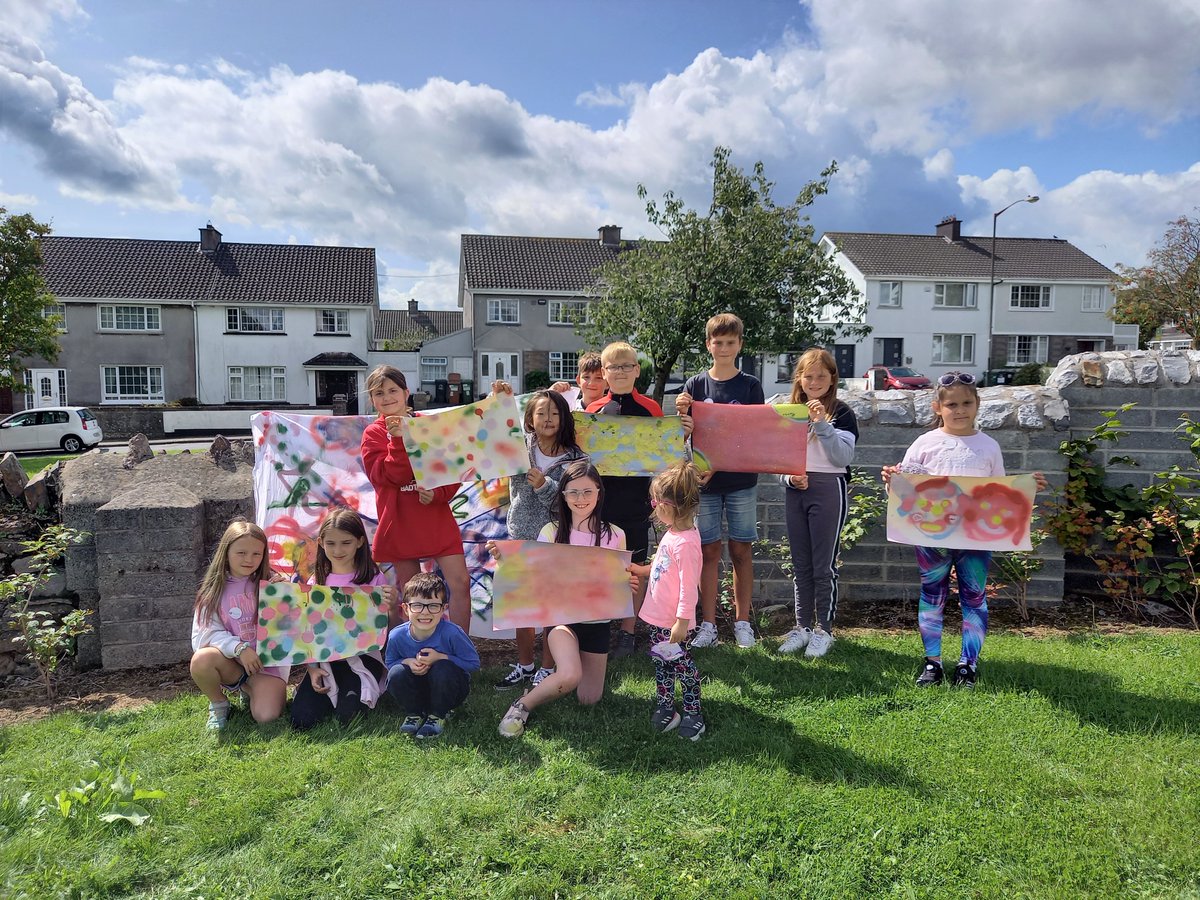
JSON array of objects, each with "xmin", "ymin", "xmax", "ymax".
[
  {"xmin": 421, "ymin": 356, "xmax": 448, "ymax": 382},
  {"xmin": 228, "ymin": 366, "xmax": 286, "ymax": 402},
  {"xmin": 777, "ymin": 352, "xmax": 800, "ymax": 383},
  {"xmin": 879, "ymin": 281, "xmax": 902, "ymax": 308},
  {"xmin": 932, "ymin": 333, "xmax": 974, "ymax": 365},
  {"xmin": 548, "ymin": 351, "xmax": 579, "ymax": 382},
  {"xmin": 1081, "ymin": 286, "xmax": 1105, "ymax": 312},
  {"xmin": 1009, "ymin": 284, "xmax": 1052, "ymax": 309},
  {"xmin": 487, "ymin": 298, "xmax": 520, "ymax": 324},
  {"xmin": 58, "ymin": 370, "xmax": 68, "ymax": 405},
  {"xmin": 1007, "ymin": 335, "xmax": 1049, "ymax": 366},
  {"xmin": 42, "ymin": 304, "xmax": 67, "ymax": 331},
  {"xmin": 933, "ymin": 284, "xmax": 977, "ymax": 308},
  {"xmin": 99, "ymin": 305, "xmax": 160, "ymax": 332},
  {"xmin": 317, "ymin": 309, "xmax": 349, "ymax": 334},
  {"xmin": 548, "ymin": 300, "xmax": 589, "ymax": 326},
  {"xmin": 227, "ymin": 307, "xmax": 285, "ymax": 332},
  {"xmin": 102, "ymin": 365, "xmax": 164, "ymax": 402}
]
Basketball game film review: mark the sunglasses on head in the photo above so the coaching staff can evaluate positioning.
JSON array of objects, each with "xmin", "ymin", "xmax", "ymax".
[
  {"xmin": 937, "ymin": 372, "xmax": 976, "ymax": 387},
  {"xmin": 650, "ymin": 497, "xmax": 675, "ymax": 509}
]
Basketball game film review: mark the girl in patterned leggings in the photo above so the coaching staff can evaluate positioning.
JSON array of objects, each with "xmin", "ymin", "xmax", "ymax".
[
  {"xmin": 883, "ymin": 372, "xmax": 1046, "ymax": 688},
  {"xmin": 630, "ymin": 462, "xmax": 705, "ymax": 741}
]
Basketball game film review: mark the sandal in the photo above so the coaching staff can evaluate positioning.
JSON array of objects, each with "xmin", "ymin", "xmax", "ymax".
[{"xmin": 498, "ymin": 700, "xmax": 530, "ymax": 738}]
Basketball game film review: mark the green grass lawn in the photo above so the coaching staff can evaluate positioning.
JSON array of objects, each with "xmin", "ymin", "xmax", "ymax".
[
  {"xmin": 2, "ymin": 630, "xmax": 1198, "ymax": 899},
  {"xmin": 16, "ymin": 454, "xmax": 73, "ymax": 478}
]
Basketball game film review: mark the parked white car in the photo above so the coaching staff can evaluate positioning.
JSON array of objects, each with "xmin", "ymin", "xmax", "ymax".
[{"xmin": 0, "ymin": 406, "xmax": 104, "ymax": 453}]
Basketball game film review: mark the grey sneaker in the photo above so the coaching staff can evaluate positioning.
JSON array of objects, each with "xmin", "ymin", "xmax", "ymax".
[
  {"xmin": 804, "ymin": 629, "xmax": 834, "ymax": 658},
  {"xmin": 650, "ymin": 704, "xmax": 681, "ymax": 733},
  {"xmin": 678, "ymin": 713, "xmax": 706, "ymax": 741},
  {"xmin": 531, "ymin": 667, "xmax": 555, "ymax": 687},
  {"xmin": 733, "ymin": 620, "xmax": 757, "ymax": 648},
  {"xmin": 205, "ymin": 702, "xmax": 230, "ymax": 731},
  {"xmin": 399, "ymin": 715, "xmax": 424, "ymax": 736},
  {"xmin": 777, "ymin": 627, "xmax": 812, "ymax": 654},
  {"xmin": 416, "ymin": 715, "xmax": 446, "ymax": 739},
  {"xmin": 612, "ymin": 630, "xmax": 637, "ymax": 659},
  {"xmin": 689, "ymin": 621, "xmax": 718, "ymax": 648}
]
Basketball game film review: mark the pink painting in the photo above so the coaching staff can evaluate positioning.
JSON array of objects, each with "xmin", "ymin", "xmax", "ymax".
[
  {"xmin": 401, "ymin": 393, "xmax": 529, "ymax": 490},
  {"xmin": 490, "ymin": 541, "xmax": 634, "ymax": 630},
  {"xmin": 690, "ymin": 403, "xmax": 809, "ymax": 476},
  {"xmin": 887, "ymin": 473, "xmax": 1037, "ymax": 551}
]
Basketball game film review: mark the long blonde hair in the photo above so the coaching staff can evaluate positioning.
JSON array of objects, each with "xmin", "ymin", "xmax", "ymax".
[
  {"xmin": 789, "ymin": 348, "xmax": 839, "ymax": 409},
  {"xmin": 651, "ymin": 462, "xmax": 702, "ymax": 531},
  {"xmin": 195, "ymin": 519, "xmax": 271, "ymax": 622}
]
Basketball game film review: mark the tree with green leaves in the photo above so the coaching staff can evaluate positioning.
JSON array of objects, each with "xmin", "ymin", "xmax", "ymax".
[
  {"xmin": 582, "ymin": 147, "xmax": 867, "ymax": 400},
  {"xmin": 0, "ymin": 208, "xmax": 60, "ymax": 390},
  {"xmin": 1111, "ymin": 211, "xmax": 1200, "ymax": 349}
]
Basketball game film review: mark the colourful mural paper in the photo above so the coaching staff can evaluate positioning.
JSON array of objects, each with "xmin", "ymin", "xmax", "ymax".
[
  {"xmin": 490, "ymin": 540, "xmax": 634, "ymax": 630},
  {"xmin": 251, "ymin": 412, "xmax": 512, "ymax": 638},
  {"xmin": 573, "ymin": 413, "xmax": 687, "ymax": 477},
  {"xmin": 402, "ymin": 394, "xmax": 529, "ymax": 489},
  {"xmin": 886, "ymin": 473, "xmax": 1036, "ymax": 551},
  {"xmin": 690, "ymin": 403, "xmax": 809, "ymax": 475},
  {"xmin": 255, "ymin": 581, "xmax": 390, "ymax": 666}
]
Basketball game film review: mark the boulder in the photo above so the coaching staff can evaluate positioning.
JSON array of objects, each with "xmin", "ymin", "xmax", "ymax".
[
  {"xmin": 1, "ymin": 452, "xmax": 27, "ymax": 500},
  {"xmin": 122, "ymin": 434, "xmax": 155, "ymax": 469}
]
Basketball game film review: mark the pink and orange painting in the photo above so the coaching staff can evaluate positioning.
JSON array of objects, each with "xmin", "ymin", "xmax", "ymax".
[
  {"xmin": 690, "ymin": 403, "xmax": 809, "ymax": 476},
  {"xmin": 402, "ymin": 393, "xmax": 529, "ymax": 490},
  {"xmin": 887, "ymin": 473, "xmax": 1037, "ymax": 551},
  {"xmin": 490, "ymin": 540, "xmax": 634, "ymax": 630},
  {"xmin": 256, "ymin": 581, "xmax": 390, "ymax": 666}
]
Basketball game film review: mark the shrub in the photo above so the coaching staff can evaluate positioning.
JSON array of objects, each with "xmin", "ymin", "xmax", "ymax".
[
  {"xmin": 1012, "ymin": 363, "xmax": 1045, "ymax": 386},
  {"xmin": 524, "ymin": 370, "xmax": 551, "ymax": 391}
]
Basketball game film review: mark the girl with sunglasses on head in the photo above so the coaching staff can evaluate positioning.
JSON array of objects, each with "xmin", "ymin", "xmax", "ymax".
[
  {"xmin": 487, "ymin": 384, "xmax": 587, "ymax": 692},
  {"xmin": 490, "ymin": 461, "xmax": 628, "ymax": 738},
  {"xmin": 882, "ymin": 371, "xmax": 1047, "ymax": 689}
]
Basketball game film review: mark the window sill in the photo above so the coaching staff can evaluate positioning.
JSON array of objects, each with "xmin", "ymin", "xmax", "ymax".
[
  {"xmin": 313, "ymin": 332, "xmax": 352, "ymax": 337},
  {"xmin": 224, "ymin": 331, "xmax": 288, "ymax": 336},
  {"xmin": 97, "ymin": 330, "xmax": 163, "ymax": 335}
]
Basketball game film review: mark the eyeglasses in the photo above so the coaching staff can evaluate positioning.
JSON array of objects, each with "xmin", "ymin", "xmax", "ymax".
[
  {"xmin": 937, "ymin": 372, "xmax": 977, "ymax": 387},
  {"xmin": 563, "ymin": 489, "xmax": 597, "ymax": 500},
  {"xmin": 603, "ymin": 363, "xmax": 636, "ymax": 374},
  {"xmin": 650, "ymin": 498, "xmax": 675, "ymax": 509},
  {"xmin": 406, "ymin": 601, "xmax": 445, "ymax": 613}
]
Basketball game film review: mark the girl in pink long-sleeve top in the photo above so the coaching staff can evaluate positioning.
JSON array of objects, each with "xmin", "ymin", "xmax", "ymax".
[{"xmin": 631, "ymin": 462, "xmax": 706, "ymax": 741}]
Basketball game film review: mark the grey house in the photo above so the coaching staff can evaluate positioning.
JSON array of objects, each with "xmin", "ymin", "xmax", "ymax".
[
  {"xmin": 370, "ymin": 299, "xmax": 471, "ymax": 405},
  {"xmin": 17, "ymin": 226, "xmax": 378, "ymax": 412},
  {"xmin": 789, "ymin": 217, "xmax": 1133, "ymax": 391},
  {"xmin": 458, "ymin": 226, "xmax": 630, "ymax": 397}
]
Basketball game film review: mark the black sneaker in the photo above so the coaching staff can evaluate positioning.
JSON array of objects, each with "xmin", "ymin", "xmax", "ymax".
[
  {"xmin": 952, "ymin": 663, "xmax": 977, "ymax": 689},
  {"xmin": 678, "ymin": 713, "xmax": 706, "ymax": 742},
  {"xmin": 915, "ymin": 658, "xmax": 944, "ymax": 687},
  {"xmin": 494, "ymin": 663, "xmax": 534, "ymax": 691},
  {"xmin": 650, "ymin": 704, "xmax": 681, "ymax": 733},
  {"xmin": 612, "ymin": 630, "xmax": 637, "ymax": 660}
]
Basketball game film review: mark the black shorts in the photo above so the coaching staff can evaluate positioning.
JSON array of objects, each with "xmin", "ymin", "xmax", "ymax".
[{"xmin": 564, "ymin": 621, "xmax": 611, "ymax": 655}]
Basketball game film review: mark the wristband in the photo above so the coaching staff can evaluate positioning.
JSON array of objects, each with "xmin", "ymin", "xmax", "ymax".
[{"xmin": 233, "ymin": 641, "xmax": 250, "ymax": 657}]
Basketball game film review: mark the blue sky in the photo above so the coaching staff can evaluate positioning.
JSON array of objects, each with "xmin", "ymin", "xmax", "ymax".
[{"xmin": 2, "ymin": 0, "xmax": 1198, "ymax": 309}]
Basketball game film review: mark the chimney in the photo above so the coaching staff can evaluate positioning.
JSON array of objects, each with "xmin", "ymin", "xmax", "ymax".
[
  {"xmin": 408, "ymin": 299, "xmax": 419, "ymax": 313},
  {"xmin": 935, "ymin": 216, "xmax": 961, "ymax": 242},
  {"xmin": 598, "ymin": 224, "xmax": 622, "ymax": 248},
  {"xmin": 198, "ymin": 222, "xmax": 222, "ymax": 253}
]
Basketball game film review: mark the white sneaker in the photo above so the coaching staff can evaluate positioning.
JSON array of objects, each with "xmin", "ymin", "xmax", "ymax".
[
  {"xmin": 690, "ymin": 621, "xmax": 719, "ymax": 648},
  {"xmin": 733, "ymin": 620, "xmax": 757, "ymax": 648},
  {"xmin": 805, "ymin": 629, "xmax": 835, "ymax": 658},
  {"xmin": 777, "ymin": 627, "xmax": 812, "ymax": 654}
]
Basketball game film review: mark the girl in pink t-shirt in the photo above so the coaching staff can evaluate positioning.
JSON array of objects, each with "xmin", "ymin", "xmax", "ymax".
[
  {"xmin": 492, "ymin": 461, "xmax": 629, "ymax": 738},
  {"xmin": 289, "ymin": 507, "xmax": 399, "ymax": 730},
  {"xmin": 631, "ymin": 462, "xmax": 705, "ymax": 741}
]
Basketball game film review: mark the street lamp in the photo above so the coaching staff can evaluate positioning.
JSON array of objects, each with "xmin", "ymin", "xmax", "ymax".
[{"xmin": 987, "ymin": 194, "xmax": 1039, "ymax": 381}]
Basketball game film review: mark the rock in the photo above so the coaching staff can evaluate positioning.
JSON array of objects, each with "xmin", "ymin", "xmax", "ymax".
[
  {"xmin": 1081, "ymin": 360, "xmax": 1104, "ymax": 386},
  {"xmin": 1142, "ymin": 600, "xmax": 1174, "ymax": 618},
  {"xmin": 1104, "ymin": 360, "xmax": 1133, "ymax": 384},
  {"xmin": 1, "ymin": 452, "xmax": 28, "ymax": 500},
  {"xmin": 914, "ymin": 393, "xmax": 936, "ymax": 427},
  {"xmin": 31, "ymin": 575, "xmax": 69, "ymax": 600},
  {"xmin": 1011, "ymin": 388, "xmax": 1037, "ymax": 403},
  {"xmin": 208, "ymin": 435, "xmax": 239, "ymax": 470},
  {"xmin": 23, "ymin": 469, "xmax": 50, "ymax": 512},
  {"xmin": 0, "ymin": 652, "xmax": 15, "ymax": 677},
  {"xmin": 1017, "ymin": 403, "xmax": 1044, "ymax": 428},
  {"xmin": 845, "ymin": 395, "xmax": 873, "ymax": 422},
  {"xmin": 1046, "ymin": 366, "xmax": 1080, "ymax": 390},
  {"xmin": 25, "ymin": 597, "xmax": 76, "ymax": 618},
  {"xmin": 1161, "ymin": 354, "xmax": 1192, "ymax": 384},
  {"xmin": 1043, "ymin": 394, "xmax": 1070, "ymax": 429},
  {"xmin": 122, "ymin": 434, "xmax": 155, "ymax": 469},
  {"xmin": 976, "ymin": 400, "xmax": 1012, "ymax": 429},
  {"xmin": 1133, "ymin": 358, "xmax": 1161, "ymax": 384},
  {"xmin": 876, "ymin": 400, "xmax": 913, "ymax": 425}
]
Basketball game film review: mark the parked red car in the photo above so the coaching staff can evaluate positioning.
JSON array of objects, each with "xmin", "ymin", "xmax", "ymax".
[{"xmin": 863, "ymin": 366, "xmax": 932, "ymax": 390}]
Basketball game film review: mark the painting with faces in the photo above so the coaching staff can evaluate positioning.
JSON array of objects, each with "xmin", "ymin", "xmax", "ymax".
[
  {"xmin": 886, "ymin": 473, "xmax": 1037, "ymax": 551},
  {"xmin": 251, "ymin": 411, "xmax": 512, "ymax": 638}
]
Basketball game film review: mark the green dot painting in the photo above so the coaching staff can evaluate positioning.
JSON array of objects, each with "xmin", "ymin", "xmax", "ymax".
[
  {"xmin": 314, "ymin": 620, "xmax": 327, "ymax": 634},
  {"xmin": 341, "ymin": 606, "xmax": 355, "ymax": 619},
  {"xmin": 271, "ymin": 646, "xmax": 288, "ymax": 662}
]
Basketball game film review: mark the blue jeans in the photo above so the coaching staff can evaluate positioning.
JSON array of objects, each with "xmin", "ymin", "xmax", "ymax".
[
  {"xmin": 697, "ymin": 484, "xmax": 759, "ymax": 545},
  {"xmin": 386, "ymin": 659, "xmax": 471, "ymax": 718}
]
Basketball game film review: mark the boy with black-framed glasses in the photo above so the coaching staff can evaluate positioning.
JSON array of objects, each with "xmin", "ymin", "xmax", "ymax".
[{"xmin": 384, "ymin": 573, "xmax": 480, "ymax": 738}]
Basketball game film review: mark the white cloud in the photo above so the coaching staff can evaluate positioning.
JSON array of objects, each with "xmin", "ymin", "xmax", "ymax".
[
  {"xmin": 0, "ymin": 190, "xmax": 39, "ymax": 207},
  {"xmin": 923, "ymin": 149, "xmax": 955, "ymax": 181},
  {"xmin": 575, "ymin": 85, "xmax": 626, "ymax": 108}
]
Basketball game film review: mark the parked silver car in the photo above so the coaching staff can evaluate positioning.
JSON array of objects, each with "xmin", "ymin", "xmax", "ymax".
[{"xmin": 0, "ymin": 406, "xmax": 104, "ymax": 453}]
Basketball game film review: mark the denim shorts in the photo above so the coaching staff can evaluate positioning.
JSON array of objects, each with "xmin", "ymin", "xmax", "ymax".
[{"xmin": 698, "ymin": 484, "xmax": 758, "ymax": 545}]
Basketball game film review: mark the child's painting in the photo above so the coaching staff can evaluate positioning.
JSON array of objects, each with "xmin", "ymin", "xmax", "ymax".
[
  {"xmin": 573, "ymin": 413, "xmax": 687, "ymax": 477},
  {"xmin": 402, "ymin": 394, "xmax": 529, "ymax": 489},
  {"xmin": 887, "ymin": 473, "xmax": 1037, "ymax": 551},
  {"xmin": 490, "ymin": 541, "xmax": 634, "ymax": 630},
  {"xmin": 256, "ymin": 581, "xmax": 390, "ymax": 666},
  {"xmin": 251, "ymin": 411, "xmax": 512, "ymax": 638},
  {"xmin": 690, "ymin": 403, "xmax": 809, "ymax": 476}
]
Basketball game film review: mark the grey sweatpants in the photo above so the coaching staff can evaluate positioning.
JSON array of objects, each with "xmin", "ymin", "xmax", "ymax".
[{"xmin": 783, "ymin": 472, "xmax": 849, "ymax": 633}]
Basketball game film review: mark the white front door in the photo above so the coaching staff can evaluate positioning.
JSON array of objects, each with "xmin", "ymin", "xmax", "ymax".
[
  {"xmin": 479, "ymin": 352, "xmax": 521, "ymax": 395},
  {"xmin": 28, "ymin": 369, "xmax": 64, "ymax": 407}
]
